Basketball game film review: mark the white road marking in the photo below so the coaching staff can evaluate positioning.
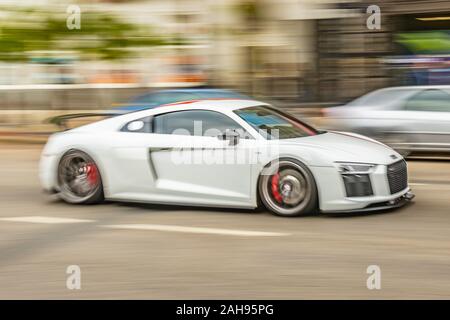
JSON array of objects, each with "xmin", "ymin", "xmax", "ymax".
[
  {"xmin": 0, "ymin": 216, "xmax": 95, "ymax": 224},
  {"xmin": 102, "ymin": 224, "xmax": 290, "ymax": 237}
]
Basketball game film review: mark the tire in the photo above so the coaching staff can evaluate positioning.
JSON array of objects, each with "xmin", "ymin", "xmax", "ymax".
[
  {"xmin": 57, "ymin": 149, "xmax": 104, "ymax": 204},
  {"xmin": 258, "ymin": 158, "xmax": 318, "ymax": 217}
]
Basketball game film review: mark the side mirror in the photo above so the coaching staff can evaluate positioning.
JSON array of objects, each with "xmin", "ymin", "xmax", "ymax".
[
  {"xmin": 218, "ymin": 130, "xmax": 240, "ymax": 146},
  {"xmin": 127, "ymin": 120, "xmax": 145, "ymax": 132}
]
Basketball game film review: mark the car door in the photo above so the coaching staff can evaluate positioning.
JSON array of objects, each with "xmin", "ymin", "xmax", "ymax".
[
  {"xmin": 150, "ymin": 109, "xmax": 258, "ymax": 206},
  {"xmin": 109, "ymin": 109, "xmax": 258, "ymax": 207},
  {"xmin": 401, "ymin": 88, "xmax": 450, "ymax": 151}
]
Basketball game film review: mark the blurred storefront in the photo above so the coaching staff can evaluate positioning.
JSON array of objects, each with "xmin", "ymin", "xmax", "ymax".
[
  {"xmin": 0, "ymin": 0, "xmax": 361, "ymax": 106},
  {"xmin": 207, "ymin": 0, "xmax": 359, "ymax": 102},
  {"xmin": 317, "ymin": 0, "xmax": 450, "ymax": 102},
  {"xmin": 3, "ymin": 0, "xmax": 450, "ymax": 109}
]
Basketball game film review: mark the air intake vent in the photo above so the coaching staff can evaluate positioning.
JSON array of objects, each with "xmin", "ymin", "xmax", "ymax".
[{"xmin": 387, "ymin": 160, "xmax": 408, "ymax": 194}]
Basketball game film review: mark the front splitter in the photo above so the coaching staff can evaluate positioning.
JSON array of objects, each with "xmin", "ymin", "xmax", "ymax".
[{"xmin": 322, "ymin": 191, "xmax": 415, "ymax": 214}]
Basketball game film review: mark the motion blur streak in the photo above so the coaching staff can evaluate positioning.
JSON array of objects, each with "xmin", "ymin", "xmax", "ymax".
[
  {"xmin": 102, "ymin": 224, "xmax": 290, "ymax": 237},
  {"xmin": 0, "ymin": 146, "xmax": 450, "ymax": 299},
  {"xmin": 1, "ymin": 0, "xmax": 450, "ymax": 299}
]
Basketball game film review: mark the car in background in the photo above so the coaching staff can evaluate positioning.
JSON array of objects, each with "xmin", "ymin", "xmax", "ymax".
[
  {"xmin": 321, "ymin": 86, "xmax": 450, "ymax": 156},
  {"xmin": 112, "ymin": 88, "xmax": 251, "ymax": 114}
]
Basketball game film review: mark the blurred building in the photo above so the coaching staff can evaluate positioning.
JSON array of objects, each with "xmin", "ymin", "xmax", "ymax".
[
  {"xmin": 317, "ymin": 0, "xmax": 450, "ymax": 102},
  {"xmin": 0, "ymin": 0, "xmax": 359, "ymax": 104},
  {"xmin": 91, "ymin": 0, "xmax": 360, "ymax": 101},
  {"xmin": 208, "ymin": 0, "xmax": 358, "ymax": 102},
  {"xmin": 2, "ymin": 0, "xmax": 450, "ymax": 109}
]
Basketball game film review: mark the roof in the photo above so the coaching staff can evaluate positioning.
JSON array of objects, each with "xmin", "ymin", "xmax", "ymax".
[
  {"xmin": 116, "ymin": 99, "xmax": 268, "ymax": 119},
  {"xmin": 158, "ymin": 98, "xmax": 266, "ymax": 111},
  {"xmin": 75, "ymin": 99, "xmax": 269, "ymax": 133}
]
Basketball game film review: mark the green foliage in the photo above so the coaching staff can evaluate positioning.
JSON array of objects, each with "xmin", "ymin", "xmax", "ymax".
[
  {"xmin": 234, "ymin": 1, "xmax": 263, "ymax": 24},
  {"xmin": 0, "ymin": 6, "xmax": 177, "ymax": 61},
  {"xmin": 396, "ymin": 32, "xmax": 450, "ymax": 54}
]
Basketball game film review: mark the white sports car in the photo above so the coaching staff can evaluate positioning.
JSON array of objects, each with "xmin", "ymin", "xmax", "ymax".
[{"xmin": 39, "ymin": 99, "xmax": 414, "ymax": 217}]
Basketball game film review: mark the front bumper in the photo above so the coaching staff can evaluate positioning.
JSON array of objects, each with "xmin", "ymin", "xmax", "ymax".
[{"xmin": 310, "ymin": 163, "xmax": 413, "ymax": 212}]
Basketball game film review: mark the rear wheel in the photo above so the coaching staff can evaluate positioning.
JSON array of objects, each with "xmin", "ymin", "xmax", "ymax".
[
  {"xmin": 258, "ymin": 159, "xmax": 318, "ymax": 217},
  {"xmin": 57, "ymin": 150, "xmax": 104, "ymax": 204}
]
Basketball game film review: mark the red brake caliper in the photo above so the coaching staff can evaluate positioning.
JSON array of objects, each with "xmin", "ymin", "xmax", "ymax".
[
  {"xmin": 86, "ymin": 163, "xmax": 98, "ymax": 186},
  {"xmin": 271, "ymin": 173, "xmax": 283, "ymax": 203}
]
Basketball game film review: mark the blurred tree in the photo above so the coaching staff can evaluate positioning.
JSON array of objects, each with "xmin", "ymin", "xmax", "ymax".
[
  {"xmin": 234, "ymin": 0, "xmax": 264, "ymax": 32},
  {"xmin": 0, "ymin": 7, "xmax": 184, "ymax": 61},
  {"xmin": 396, "ymin": 32, "xmax": 450, "ymax": 54}
]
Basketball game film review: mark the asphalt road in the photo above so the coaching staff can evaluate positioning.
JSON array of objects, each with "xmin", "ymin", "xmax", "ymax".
[{"xmin": 0, "ymin": 145, "xmax": 449, "ymax": 299}]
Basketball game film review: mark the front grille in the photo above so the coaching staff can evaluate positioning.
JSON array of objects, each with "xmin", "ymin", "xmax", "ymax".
[{"xmin": 387, "ymin": 160, "xmax": 408, "ymax": 194}]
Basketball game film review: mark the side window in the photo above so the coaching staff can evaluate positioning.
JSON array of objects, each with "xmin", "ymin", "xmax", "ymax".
[
  {"xmin": 153, "ymin": 110, "xmax": 249, "ymax": 137},
  {"xmin": 121, "ymin": 116, "xmax": 152, "ymax": 133},
  {"xmin": 404, "ymin": 89, "xmax": 450, "ymax": 112}
]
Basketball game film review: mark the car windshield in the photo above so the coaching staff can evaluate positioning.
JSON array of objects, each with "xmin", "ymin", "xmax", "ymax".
[{"xmin": 234, "ymin": 105, "xmax": 319, "ymax": 140}]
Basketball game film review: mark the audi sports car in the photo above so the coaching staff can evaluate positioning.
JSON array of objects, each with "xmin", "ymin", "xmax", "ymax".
[{"xmin": 40, "ymin": 99, "xmax": 414, "ymax": 217}]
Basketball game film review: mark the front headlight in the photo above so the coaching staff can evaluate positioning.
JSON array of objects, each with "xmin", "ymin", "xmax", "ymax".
[{"xmin": 334, "ymin": 162, "xmax": 376, "ymax": 174}]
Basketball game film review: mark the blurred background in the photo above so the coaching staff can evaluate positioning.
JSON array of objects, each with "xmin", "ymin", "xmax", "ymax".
[
  {"xmin": 1, "ymin": 0, "xmax": 450, "ymax": 299},
  {"xmin": 1, "ymin": 0, "xmax": 450, "ymax": 138}
]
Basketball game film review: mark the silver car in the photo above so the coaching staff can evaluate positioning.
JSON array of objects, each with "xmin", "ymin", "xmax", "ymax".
[{"xmin": 321, "ymin": 86, "xmax": 450, "ymax": 156}]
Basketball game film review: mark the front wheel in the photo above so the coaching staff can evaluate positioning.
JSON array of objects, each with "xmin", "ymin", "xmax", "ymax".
[
  {"xmin": 57, "ymin": 149, "xmax": 104, "ymax": 204},
  {"xmin": 258, "ymin": 159, "xmax": 318, "ymax": 217}
]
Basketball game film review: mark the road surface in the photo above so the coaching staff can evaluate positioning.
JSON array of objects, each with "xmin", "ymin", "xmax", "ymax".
[{"xmin": 0, "ymin": 145, "xmax": 449, "ymax": 299}]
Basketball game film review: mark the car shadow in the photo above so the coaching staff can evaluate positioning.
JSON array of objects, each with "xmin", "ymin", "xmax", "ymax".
[
  {"xmin": 112, "ymin": 201, "xmax": 262, "ymax": 216},
  {"xmin": 113, "ymin": 201, "xmax": 413, "ymax": 219},
  {"xmin": 47, "ymin": 197, "xmax": 413, "ymax": 219},
  {"xmin": 46, "ymin": 196, "xmax": 262, "ymax": 215}
]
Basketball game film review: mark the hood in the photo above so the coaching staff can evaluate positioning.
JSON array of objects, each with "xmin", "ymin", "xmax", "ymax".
[{"xmin": 281, "ymin": 131, "xmax": 401, "ymax": 165}]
